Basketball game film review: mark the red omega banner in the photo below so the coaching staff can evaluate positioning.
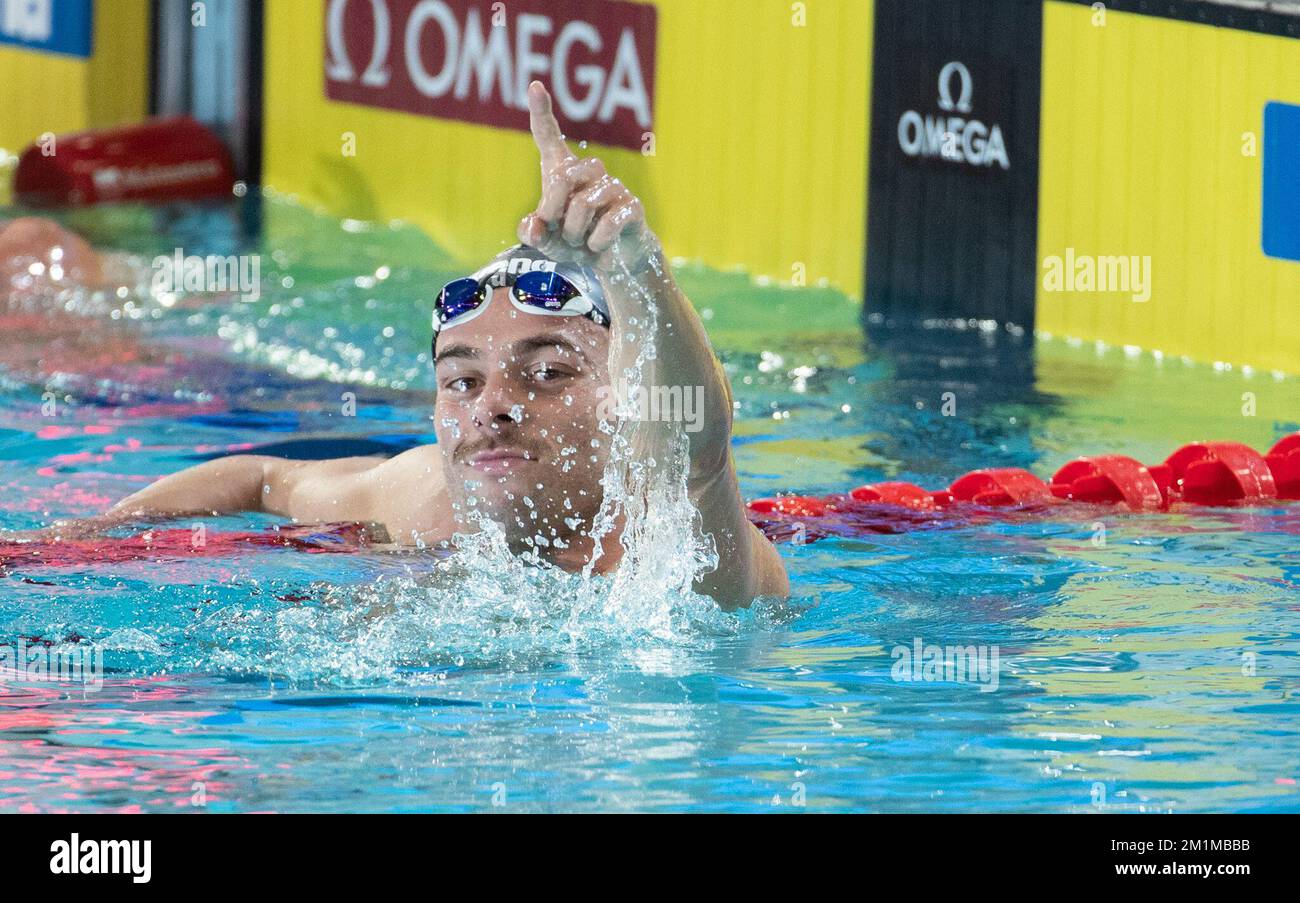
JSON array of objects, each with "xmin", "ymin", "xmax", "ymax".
[{"xmin": 323, "ymin": 0, "xmax": 658, "ymax": 151}]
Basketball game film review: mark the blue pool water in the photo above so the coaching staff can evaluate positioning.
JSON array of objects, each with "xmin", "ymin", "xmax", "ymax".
[{"xmin": 0, "ymin": 199, "xmax": 1297, "ymax": 812}]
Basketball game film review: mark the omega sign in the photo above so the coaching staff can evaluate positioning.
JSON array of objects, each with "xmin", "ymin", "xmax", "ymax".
[
  {"xmin": 323, "ymin": 0, "xmax": 657, "ymax": 150},
  {"xmin": 897, "ymin": 61, "xmax": 1010, "ymax": 170}
]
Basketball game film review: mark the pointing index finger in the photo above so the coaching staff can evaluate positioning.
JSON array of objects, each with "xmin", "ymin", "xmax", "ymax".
[{"xmin": 528, "ymin": 80, "xmax": 573, "ymax": 168}]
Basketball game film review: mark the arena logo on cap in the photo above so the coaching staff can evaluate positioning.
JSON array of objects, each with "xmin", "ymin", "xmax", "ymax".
[
  {"xmin": 897, "ymin": 60, "xmax": 1010, "ymax": 170},
  {"xmin": 323, "ymin": 0, "xmax": 656, "ymax": 151},
  {"xmin": 473, "ymin": 254, "xmax": 557, "ymax": 284}
]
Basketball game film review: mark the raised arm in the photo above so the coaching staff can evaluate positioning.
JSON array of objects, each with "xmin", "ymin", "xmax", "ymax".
[{"xmin": 515, "ymin": 81, "xmax": 788, "ymax": 606}]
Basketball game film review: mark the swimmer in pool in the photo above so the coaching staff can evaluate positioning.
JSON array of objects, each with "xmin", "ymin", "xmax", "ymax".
[{"xmin": 23, "ymin": 83, "xmax": 788, "ymax": 607}]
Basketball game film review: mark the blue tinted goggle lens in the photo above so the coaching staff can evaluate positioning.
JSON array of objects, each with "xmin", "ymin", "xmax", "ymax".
[
  {"xmin": 435, "ymin": 277, "xmax": 486, "ymax": 323},
  {"xmin": 512, "ymin": 270, "xmax": 582, "ymax": 310},
  {"xmin": 433, "ymin": 270, "xmax": 606, "ymax": 355},
  {"xmin": 435, "ymin": 272, "xmax": 587, "ymax": 324}
]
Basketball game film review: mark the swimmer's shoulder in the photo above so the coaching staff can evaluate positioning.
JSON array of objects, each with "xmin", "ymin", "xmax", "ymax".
[
  {"xmin": 368, "ymin": 444, "xmax": 444, "ymax": 485},
  {"xmin": 267, "ymin": 445, "xmax": 450, "ymax": 544},
  {"xmin": 356, "ymin": 444, "xmax": 453, "ymax": 544}
]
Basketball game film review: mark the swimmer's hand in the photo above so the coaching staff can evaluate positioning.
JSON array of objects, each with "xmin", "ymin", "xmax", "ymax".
[{"xmin": 517, "ymin": 81, "xmax": 658, "ymax": 277}]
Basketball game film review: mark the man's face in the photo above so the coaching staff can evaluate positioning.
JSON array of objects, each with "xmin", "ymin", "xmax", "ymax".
[{"xmin": 432, "ymin": 285, "xmax": 613, "ymax": 544}]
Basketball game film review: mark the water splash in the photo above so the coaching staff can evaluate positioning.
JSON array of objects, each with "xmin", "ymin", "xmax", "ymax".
[
  {"xmin": 583, "ymin": 253, "xmax": 719, "ymax": 598},
  {"xmin": 168, "ymin": 537, "xmax": 780, "ymax": 686}
]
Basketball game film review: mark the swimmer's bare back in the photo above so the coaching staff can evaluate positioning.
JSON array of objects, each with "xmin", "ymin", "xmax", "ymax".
[
  {"xmin": 0, "ymin": 216, "xmax": 105, "ymax": 288},
  {"xmin": 0, "ymin": 217, "xmax": 201, "ymax": 390}
]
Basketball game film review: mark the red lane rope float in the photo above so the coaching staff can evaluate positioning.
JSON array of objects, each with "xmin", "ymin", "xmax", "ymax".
[
  {"xmin": 949, "ymin": 468, "xmax": 1054, "ymax": 507},
  {"xmin": 1267, "ymin": 434, "xmax": 1300, "ymax": 500},
  {"xmin": 747, "ymin": 433, "xmax": 1300, "ymax": 542},
  {"xmin": 1159, "ymin": 441, "xmax": 1277, "ymax": 506},
  {"xmin": 746, "ymin": 495, "xmax": 830, "ymax": 518},
  {"xmin": 850, "ymin": 481, "xmax": 940, "ymax": 510},
  {"xmin": 0, "ymin": 524, "xmax": 369, "ymax": 570},
  {"xmin": 1050, "ymin": 455, "xmax": 1165, "ymax": 511}
]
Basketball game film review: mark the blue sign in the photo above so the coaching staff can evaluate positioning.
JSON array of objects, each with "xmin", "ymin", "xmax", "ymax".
[
  {"xmin": 0, "ymin": 0, "xmax": 93, "ymax": 58},
  {"xmin": 1263, "ymin": 101, "xmax": 1300, "ymax": 263}
]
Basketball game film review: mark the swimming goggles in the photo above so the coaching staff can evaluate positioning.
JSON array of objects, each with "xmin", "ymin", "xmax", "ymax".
[{"xmin": 432, "ymin": 257, "xmax": 611, "ymax": 350}]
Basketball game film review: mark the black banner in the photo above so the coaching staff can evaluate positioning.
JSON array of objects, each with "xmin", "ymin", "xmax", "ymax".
[
  {"xmin": 865, "ymin": 0, "xmax": 1043, "ymax": 330},
  {"xmin": 0, "ymin": 813, "xmax": 1287, "ymax": 888}
]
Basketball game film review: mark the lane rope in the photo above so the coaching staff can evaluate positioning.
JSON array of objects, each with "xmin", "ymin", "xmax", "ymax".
[{"xmin": 747, "ymin": 433, "xmax": 1300, "ymax": 541}]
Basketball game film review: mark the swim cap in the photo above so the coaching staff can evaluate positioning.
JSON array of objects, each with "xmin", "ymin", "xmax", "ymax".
[{"xmin": 470, "ymin": 244, "xmax": 611, "ymax": 323}]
